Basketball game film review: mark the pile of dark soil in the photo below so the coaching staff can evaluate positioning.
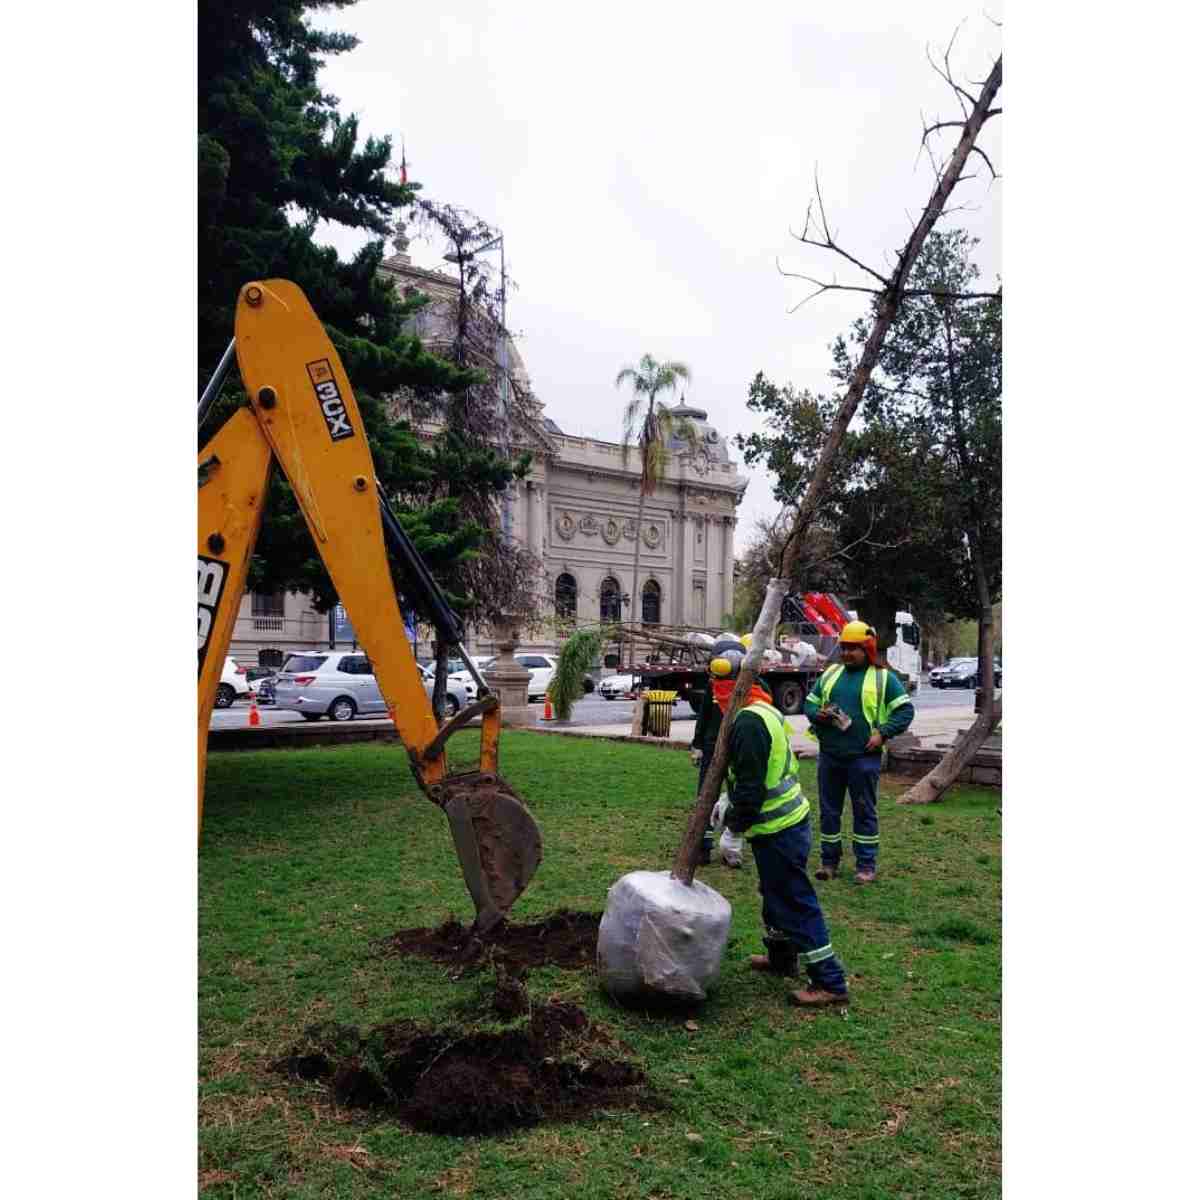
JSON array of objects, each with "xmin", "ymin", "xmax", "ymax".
[
  {"xmin": 274, "ymin": 988, "xmax": 652, "ymax": 1135},
  {"xmin": 377, "ymin": 908, "xmax": 600, "ymax": 973}
]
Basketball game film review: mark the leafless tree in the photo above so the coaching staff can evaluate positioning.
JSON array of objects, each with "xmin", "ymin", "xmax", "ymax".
[{"xmin": 673, "ymin": 48, "xmax": 1002, "ymax": 880}]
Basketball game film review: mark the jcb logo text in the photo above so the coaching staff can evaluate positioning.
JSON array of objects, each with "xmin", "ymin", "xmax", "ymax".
[
  {"xmin": 198, "ymin": 555, "xmax": 228, "ymax": 671},
  {"xmin": 306, "ymin": 358, "xmax": 354, "ymax": 441}
]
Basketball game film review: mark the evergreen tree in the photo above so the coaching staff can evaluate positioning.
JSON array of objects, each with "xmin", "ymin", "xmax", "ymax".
[{"xmin": 198, "ymin": 0, "xmax": 525, "ymax": 621}]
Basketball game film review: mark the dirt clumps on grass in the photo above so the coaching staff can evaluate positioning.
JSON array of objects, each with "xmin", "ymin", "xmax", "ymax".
[
  {"xmin": 377, "ymin": 908, "xmax": 600, "ymax": 973},
  {"xmin": 273, "ymin": 977, "xmax": 652, "ymax": 1135}
]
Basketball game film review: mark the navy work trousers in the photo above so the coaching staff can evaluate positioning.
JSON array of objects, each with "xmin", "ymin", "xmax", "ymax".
[
  {"xmin": 817, "ymin": 752, "xmax": 881, "ymax": 869},
  {"xmin": 750, "ymin": 816, "xmax": 847, "ymax": 993}
]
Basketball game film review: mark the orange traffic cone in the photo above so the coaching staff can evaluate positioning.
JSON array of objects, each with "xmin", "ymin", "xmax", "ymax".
[
  {"xmin": 543, "ymin": 696, "xmax": 553, "ymax": 721},
  {"xmin": 248, "ymin": 694, "xmax": 261, "ymax": 727}
]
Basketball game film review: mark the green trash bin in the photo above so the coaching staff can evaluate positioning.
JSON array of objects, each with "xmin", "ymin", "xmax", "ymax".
[{"xmin": 644, "ymin": 690, "xmax": 677, "ymax": 737}]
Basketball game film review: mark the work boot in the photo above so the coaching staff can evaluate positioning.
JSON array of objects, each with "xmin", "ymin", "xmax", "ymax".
[
  {"xmin": 789, "ymin": 986, "xmax": 850, "ymax": 1009},
  {"xmin": 814, "ymin": 862, "xmax": 838, "ymax": 881},
  {"xmin": 749, "ymin": 936, "xmax": 799, "ymax": 977},
  {"xmin": 749, "ymin": 954, "xmax": 800, "ymax": 978},
  {"xmin": 854, "ymin": 867, "xmax": 877, "ymax": 884}
]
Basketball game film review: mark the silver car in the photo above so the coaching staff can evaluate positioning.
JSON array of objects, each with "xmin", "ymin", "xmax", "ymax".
[{"xmin": 274, "ymin": 651, "xmax": 468, "ymax": 721}]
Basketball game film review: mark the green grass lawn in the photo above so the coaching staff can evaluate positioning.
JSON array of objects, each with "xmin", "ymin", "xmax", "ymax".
[{"xmin": 200, "ymin": 732, "xmax": 1001, "ymax": 1199}]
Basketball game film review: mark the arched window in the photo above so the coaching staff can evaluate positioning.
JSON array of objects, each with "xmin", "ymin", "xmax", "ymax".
[
  {"xmin": 641, "ymin": 580, "xmax": 661, "ymax": 625},
  {"xmin": 555, "ymin": 573, "xmax": 577, "ymax": 620},
  {"xmin": 600, "ymin": 577, "xmax": 622, "ymax": 623},
  {"xmin": 258, "ymin": 648, "xmax": 284, "ymax": 668}
]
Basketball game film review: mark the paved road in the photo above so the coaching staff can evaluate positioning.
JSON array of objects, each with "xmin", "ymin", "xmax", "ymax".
[{"xmin": 210, "ymin": 680, "xmax": 975, "ymax": 730}]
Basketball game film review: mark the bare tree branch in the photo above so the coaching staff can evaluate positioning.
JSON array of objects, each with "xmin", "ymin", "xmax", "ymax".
[
  {"xmin": 969, "ymin": 144, "xmax": 999, "ymax": 180},
  {"xmin": 788, "ymin": 173, "xmax": 892, "ymax": 287},
  {"xmin": 926, "ymin": 22, "xmax": 975, "ymax": 119}
]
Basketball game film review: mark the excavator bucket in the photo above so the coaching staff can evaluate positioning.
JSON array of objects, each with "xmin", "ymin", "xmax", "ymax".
[{"xmin": 440, "ymin": 775, "xmax": 543, "ymax": 936}]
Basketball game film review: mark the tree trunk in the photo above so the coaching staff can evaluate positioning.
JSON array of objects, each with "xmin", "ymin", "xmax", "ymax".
[
  {"xmin": 898, "ymin": 520, "xmax": 998, "ymax": 803},
  {"xmin": 629, "ymin": 488, "xmax": 646, "ymax": 670},
  {"xmin": 432, "ymin": 638, "xmax": 449, "ymax": 727},
  {"xmin": 670, "ymin": 55, "xmax": 1002, "ymax": 884}
]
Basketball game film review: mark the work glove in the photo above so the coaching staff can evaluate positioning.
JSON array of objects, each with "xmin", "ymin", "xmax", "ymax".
[
  {"xmin": 710, "ymin": 796, "xmax": 731, "ymax": 835},
  {"xmin": 689, "ymin": 748, "xmax": 704, "ymax": 767}
]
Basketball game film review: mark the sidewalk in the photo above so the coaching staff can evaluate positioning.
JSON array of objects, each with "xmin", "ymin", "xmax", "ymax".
[
  {"xmin": 527, "ymin": 705, "xmax": 977, "ymax": 754},
  {"xmin": 209, "ymin": 702, "xmax": 977, "ymax": 753}
]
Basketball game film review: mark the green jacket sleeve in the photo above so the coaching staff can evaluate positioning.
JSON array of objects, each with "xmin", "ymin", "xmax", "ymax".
[
  {"xmin": 691, "ymin": 685, "xmax": 715, "ymax": 750},
  {"xmin": 725, "ymin": 711, "xmax": 773, "ymax": 834},
  {"xmin": 803, "ymin": 671, "xmax": 827, "ymax": 726},
  {"xmin": 880, "ymin": 670, "xmax": 915, "ymax": 739}
]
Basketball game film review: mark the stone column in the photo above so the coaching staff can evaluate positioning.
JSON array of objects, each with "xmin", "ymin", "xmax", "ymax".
[
  {"xmin": 722, "ymin": 515, "xmax": 735, "ymax": 622},
  {"xmin": 482, "ymin": 614, "xmax": 533, "ymax": 727}
]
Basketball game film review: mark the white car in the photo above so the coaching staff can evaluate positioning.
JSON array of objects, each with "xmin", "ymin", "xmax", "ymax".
[
  {"xmin": 514, "ymin": 653, "xmax": 557, "ymax": 702},
  {"xmin": 421, "ymin": 662, "xmax": 477, "ymax": 704},
  {"xmin": 273, "ymin": 651, "xmax": 469, "ymax": 721},
  {"xmin": 598, "ymin": 672, "xmax": 638, "ymax": 701},
  {"xmin": 449, "ymin": 654, "xmax": 558, "ymax": 703},
  {"xmin": 214, "ymin": 656, "xmax": 252, "ymax": 708},
  {"xmin": 445, "ymin": 655, "xmax": 490, "ymax": 701}
]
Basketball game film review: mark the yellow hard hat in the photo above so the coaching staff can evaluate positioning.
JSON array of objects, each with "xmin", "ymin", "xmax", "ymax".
[
  {"xmin": 708, "ymin": 635, "xmax": 745, "ymax": 678},
  {"xmin": 839, "ymin": 620, "xmax": 875, "ymax": 645},
  {"xmin": 709, "ymin": 651, "xmax": 744, "ymax": 678},
  {"xmin": 739, "ymin": 634, "xmax": 753, "ymax": 650}
]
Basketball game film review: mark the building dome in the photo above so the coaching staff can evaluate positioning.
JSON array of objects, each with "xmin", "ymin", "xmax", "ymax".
[{"xmin": 664, "ymin": 398, "xmax": 731, "ymax": 465}]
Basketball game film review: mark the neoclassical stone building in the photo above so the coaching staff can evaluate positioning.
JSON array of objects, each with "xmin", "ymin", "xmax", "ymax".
[
  {"xmin": 226, "ymin": 245, "xmax": 746, "ymax": 664},
  {"xmin": 515, "ymin": 406, "xmax": 746, "ymax": 635}
]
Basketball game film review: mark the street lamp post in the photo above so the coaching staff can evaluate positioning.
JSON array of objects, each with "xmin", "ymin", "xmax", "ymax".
[{"xmin": 621, "ymin": 592, "xmax": 632, "ymax": 671}]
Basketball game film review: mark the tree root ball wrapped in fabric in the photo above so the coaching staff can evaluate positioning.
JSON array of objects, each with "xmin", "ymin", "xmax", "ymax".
[{"xmin": 597, "ymin": 870, "xmax": 732, "ymax": 1005}]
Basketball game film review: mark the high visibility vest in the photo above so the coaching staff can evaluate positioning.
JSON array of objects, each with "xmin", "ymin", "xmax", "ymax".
[
  {"xmin": 803, "ymin": 664, "xmax": 912, "ymax": 741},
  {"xmin": 726, "ymin": 701, "xmax": 810, "ymax": 839}
]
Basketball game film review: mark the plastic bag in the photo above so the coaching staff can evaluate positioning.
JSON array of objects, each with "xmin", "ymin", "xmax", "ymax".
[{"xmin": 597, "ymin": 870, "xmax": 732, "ymax": 1005}]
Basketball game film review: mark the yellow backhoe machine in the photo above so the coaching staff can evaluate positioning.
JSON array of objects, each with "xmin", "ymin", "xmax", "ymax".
[{"xmin": 198, "ymin": 280, "xmax": 542, "ymax": 933}]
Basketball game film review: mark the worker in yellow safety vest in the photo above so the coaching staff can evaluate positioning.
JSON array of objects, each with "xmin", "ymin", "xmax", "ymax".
[
  {"xmin": 707, "ymin": 639, "xmax": 850, "ymax": 1008},
  {"xmin": 804, "ymin": 620, "xmax": 914, "ymax": 884}
]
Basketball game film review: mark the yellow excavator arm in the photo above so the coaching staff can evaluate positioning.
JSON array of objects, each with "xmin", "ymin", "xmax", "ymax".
[{"xmin": 198, "ymin": 280, "xmax": 541, "ymax": 932}]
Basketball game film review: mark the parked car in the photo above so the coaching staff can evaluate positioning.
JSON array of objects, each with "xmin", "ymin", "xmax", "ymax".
[
  {"xmin": 445, "ymin": 656, "xmax": 490, "ymax": 701},
  {"xmin": 214, "ymin": 657, "xmax": 251, "ymax": 708},
  {"xmin": 513, "ymin": 653, "xmax": 558, "ymax": 702},
  {"xmin": 274, "ymin": 651, "xmax": 468, "ymax": 721},
  {"xmin": 419, "ymin": 663, "xmax": 474, "ymax": 710},
  {"xmin": 930, "ymin": 657, "xmax": 1002, "ymax": 689},
  {"xmin": 246, "ymin": 667, "xmax": 278, "ymax": 700},
  {"xmin": 928, "ymin": 657, "xmax": 975, "ymax": 688},
  {"xmin": 598, "ymin": 672, "xmax": 638, "ymax": 701}
]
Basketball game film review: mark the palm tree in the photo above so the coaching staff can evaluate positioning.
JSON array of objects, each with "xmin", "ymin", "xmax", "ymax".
[{"xmin": 614, "ymin": 354, "xmax": 695, "ymax": 666}]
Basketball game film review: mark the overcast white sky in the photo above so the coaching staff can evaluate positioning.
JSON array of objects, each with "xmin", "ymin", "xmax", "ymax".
[{"xmin": 308, "ymin": 0, "xmax": 1002, "ymax": 553}]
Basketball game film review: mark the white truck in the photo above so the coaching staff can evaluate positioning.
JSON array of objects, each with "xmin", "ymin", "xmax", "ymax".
[{"xmin": 886, "ymin": 610, "xmax": 922, "ymax": 693}]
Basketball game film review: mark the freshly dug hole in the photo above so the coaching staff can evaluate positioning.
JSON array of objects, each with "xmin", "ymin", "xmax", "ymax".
[
  {"xmin": 273, "ymin": 998, "xmax": 652, "ymax": 1135},
  {"xmin": 377, "ymin": 908, "xmax": 600, "ymax": 972}
]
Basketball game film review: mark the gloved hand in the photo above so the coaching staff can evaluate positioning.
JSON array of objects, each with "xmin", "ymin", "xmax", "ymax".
[
  {"xmin": 689, "ymin": 748, "xmax": 704, "ymax": 767},
  {"xmin": 710, "ymin": 796, "xmax": 731, "ymax": 834}
]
